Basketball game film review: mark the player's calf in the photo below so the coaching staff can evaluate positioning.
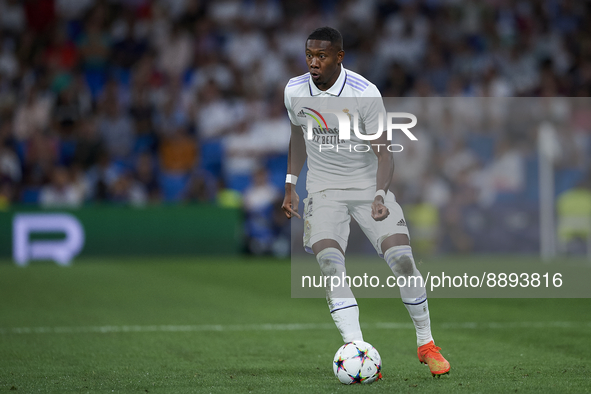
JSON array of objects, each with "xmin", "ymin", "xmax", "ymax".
[
  {"xmin": 384, "ymin": 245, "xmax": 434, "ymax": 346},
  {"xmin": 316, "ymin": 247, "xmax": 363, "ymax": 342}
]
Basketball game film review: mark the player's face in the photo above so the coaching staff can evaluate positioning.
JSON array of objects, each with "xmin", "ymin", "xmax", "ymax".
[{"xmin": 305, "ymin": 39, "xmax": 344, "ymax": 90}]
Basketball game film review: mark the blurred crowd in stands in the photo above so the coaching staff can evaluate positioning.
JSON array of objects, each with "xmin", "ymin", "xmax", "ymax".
[{"xmin": 1, "ymin": 0, "xmax": 591, "ymax": 254}]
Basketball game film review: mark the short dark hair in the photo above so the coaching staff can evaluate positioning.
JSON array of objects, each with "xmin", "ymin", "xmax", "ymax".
[{"xmin": 307, "ymin": 27, "xmax": 343, "ymax": 51}]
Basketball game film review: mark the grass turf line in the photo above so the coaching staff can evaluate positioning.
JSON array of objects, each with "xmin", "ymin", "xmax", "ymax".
[{"xmin": 0, "ymin": 256, "xmax": 590, "ymax": 393}]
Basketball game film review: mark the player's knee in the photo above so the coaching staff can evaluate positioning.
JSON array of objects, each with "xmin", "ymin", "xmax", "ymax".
[{"xmin": 392, "ymin": 255, "xmax": 414, "ymax": 278}]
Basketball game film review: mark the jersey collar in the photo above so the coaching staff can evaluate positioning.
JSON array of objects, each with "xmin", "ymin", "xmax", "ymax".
[{"xmin": 309, "ymin": 65, "xmax": 347, "ymax": 96}]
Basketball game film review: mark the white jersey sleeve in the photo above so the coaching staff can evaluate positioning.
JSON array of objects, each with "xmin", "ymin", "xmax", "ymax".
[
  {"xmin": 285, "ymin": 74, "xmax": 310, "ymax": 126},
  {"xmin": 284, "ymin": 84, "xmax": 298, "ymax": 126}
]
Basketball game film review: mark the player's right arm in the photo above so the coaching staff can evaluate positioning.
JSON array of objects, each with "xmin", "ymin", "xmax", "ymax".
[{"xmin": 282, "ymin": 123, "xmax": 306, "ymax": 219}]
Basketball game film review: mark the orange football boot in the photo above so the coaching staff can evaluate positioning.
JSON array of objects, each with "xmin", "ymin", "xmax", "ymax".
[{"xmin": 417, "ymin": 341, "xmax": 450, "ymax": 377}]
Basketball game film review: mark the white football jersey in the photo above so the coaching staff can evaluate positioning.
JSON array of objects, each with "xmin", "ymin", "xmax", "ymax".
[{"xmin": 284, "ymin": 65, "xmax": 388, "ymax": 193}]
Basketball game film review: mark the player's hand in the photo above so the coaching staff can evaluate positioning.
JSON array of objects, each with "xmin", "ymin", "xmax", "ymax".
[
  {"xmin": 282, "ymin": 184, "xmax": 301, "ymax": 219},
  {"xmin": 371, "ymin": 197, "xmax": 390, "ymax": 221}
]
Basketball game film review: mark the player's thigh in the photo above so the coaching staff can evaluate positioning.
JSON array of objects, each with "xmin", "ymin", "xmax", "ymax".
[
  {"xmin": 350, "ymin": 194, "xmax": 409, "ymax": 257},
  {"xmin": 303, "ymin": 192, "xmax": 351, "ymax": 254}
]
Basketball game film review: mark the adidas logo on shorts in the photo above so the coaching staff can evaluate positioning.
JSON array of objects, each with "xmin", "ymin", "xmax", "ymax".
[
  {"xmin": 297, "ymin": 109, "xmax": 306, "ymax": 118},
  {"xmin": 397, "ymin": 219, "xmax": 407, "ymax": 227}
]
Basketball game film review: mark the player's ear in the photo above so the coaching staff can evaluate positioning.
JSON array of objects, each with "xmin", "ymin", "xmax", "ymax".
[{"xmin": 337, "ymin": 50, "xmax": 345, "ymax": 65}]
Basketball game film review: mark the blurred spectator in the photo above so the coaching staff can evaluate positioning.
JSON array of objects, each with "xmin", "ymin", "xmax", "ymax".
[
  {"xmin": 420, "ymin": 170, "xmax": 451, "ymax": 209},
  {"xmin": 382, "ymin": 62, "xmax": 413, "ymax": 97},
  {"xmin": 85, "ymin": 152, "xmax": 120, "ymax": 202},
  {"xmin": 0, "ymin": 142, "xmax": 21, "ymax": 184},
  {"xmin": 53, "ymin": 84, "xmax": 88, "ymax": 133},
  {"xmin": 247, "ymin": 96, "xmax": 290, "ymax": 156},
  {"xmin": 225, "ymin": 21, "xmax": 266, "ymax": 72},
  {"xmin": 0, "ymin": 137, "xmax": 19, "ymax": 207},
  {"xmin": 158, "ymin": 126, "xmax": 196, "ymax": 173},
  {"xmin": 111, "ymin": 13, "xmax": 148, "ymax": 71},
  {"xmin": 0, "ymin": 0, "xmax": 26, "ymax": 36},
  {"xmin": 379, "ymin": 3, "xmax": 428, "ymax": 71},
  {"xmin": 216, "ymin": 178, "xmax": 242, "ymax": 208},
  {"xmin": 13, "ymin": 85, "xmax": 52, "ymax": 141},
  {"xmin": 72, "ymin": 118, "xmax": 105, "ymax": 170},
  {"xmin": 557, "ymin": 177, "xmax": 591, "ymax": 255},
  {"xmin": 0, "ymin": 38, "xmax": 18, "ymax": 81},
  {"xmin": 392, "ymin": 126, "xmax": 433, "ymax": 190},
  {"xmin": 195, "ymin": 80, "xmax": 235, "ymax": 177},
  {"xmin": 39, "ymin": 166, "xmax": 83, "ymax": 208},
  {"xmin": 43, "ymin": 25, "xmax": 79, "ymax": 72},
  {"xmin": 569, "ymin": 97, "xmax": 591, "ymax": 168},
  {"xmin": 108, "ymin": 171, "xmax": 147, "ymax": 206},
  {"xmin": 134, "ymin": 152, "xmax": 161, "ymax": 203},
  {"xmin": 158, "ymin": 125, "xmax": 196, "ymax": 201},
  {"xmin": 222, "ymin": 120, "xmax": 260, "ymax": 191},
  {"xmin": 243, "ymin": 167, "xmax": 280, "ymax": 255},
  {"xmin": 182, "ymin": 168, "xmax": 217, "ymax": 203},
  {"xmin": 77, "ymin": 10, "xmax": 111, "ymax": 74},
  {"xmin": 157, "ymin": 23, "xmax": 192, "ymax": 79},
  {"xmin": 483, "ymin": 137, "xmax": 525, "ymax": 203},
  {"xmin": 153, "ymin": 95, "xmax": 188, "ymax": 137},
  {"xmin": 195, "ymin": 80, "xmax": 233, "ymax": 141},
  {"xmin": 439, "ymin": 170, "xmax": 479, "ymax": 254},
  {"xmin": 442, "ymin": 139, "xmax": 479, "ymax": 182},
  {"xmin": 97, "ymin": 99, "xmax": 135, "ymax": 162},
  {"xmin": 54, "ymin": 0, "xmax": 94, "ymax": 22},
  {"xmin": 243, "ymin": 167, "xmax": 279, "ymax": 212},
  {"xmin": 406, "ymin": 197, "xmax": 440, "ymax": 256},
  {"xmin": 129, "ymin": 85, "xmax": 157, "ymax": 154},
  {"xmin": 190, "ymin": 52, "xmax": 234, "ymax": 93},
  {"xmin": 242, "ymin": 39, "xmax": 288, "ymax": 97},
  {"xmin": 21, "ymin": 129, "xmax": 60, "ymax": 194}
]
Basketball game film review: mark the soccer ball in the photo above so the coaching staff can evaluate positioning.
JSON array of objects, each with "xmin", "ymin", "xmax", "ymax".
[{"xmin": 333, "ymin": 340, "xmax": 382, "ymax": 384}]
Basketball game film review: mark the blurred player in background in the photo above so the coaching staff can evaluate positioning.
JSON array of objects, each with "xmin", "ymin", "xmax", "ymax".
[{"xmin": 282, "ymin": 27, "xmax": 450, "ymax": 377}]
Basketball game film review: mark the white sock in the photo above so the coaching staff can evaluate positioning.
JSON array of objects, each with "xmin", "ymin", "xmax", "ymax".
[
  {"xmin": 404, "ymin": 300, "xmax": 433, "ymax": 347},
  {"xmin": 316, "ymin": 248, "xmax": 363, "ymax": 342},
  {"xmin": 384, "ymin": 245, "xmax": 434, "ymax": 346},
  {"xmin": 331, "ymin": 304, "xmax": 363, "ymax": 342}
]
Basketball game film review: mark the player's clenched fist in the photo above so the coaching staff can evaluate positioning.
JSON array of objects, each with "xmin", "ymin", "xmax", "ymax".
[
  {"xmin": 282, "ymin": 184, "xmax": 301, "ymax": 219},
  {"xmin": 371, "ymin": 197, "xmax": 390, "ymax": 221}
]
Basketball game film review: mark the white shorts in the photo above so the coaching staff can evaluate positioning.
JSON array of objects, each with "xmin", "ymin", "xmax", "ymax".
[{"xmin": 302, "ymin": 187, "xmax": 410, "ymax": 257}]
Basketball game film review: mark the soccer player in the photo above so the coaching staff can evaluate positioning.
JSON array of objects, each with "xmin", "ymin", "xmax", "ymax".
[{"xmin": 282, "ymin": 27, "xmax": 450, "ymax": 377}]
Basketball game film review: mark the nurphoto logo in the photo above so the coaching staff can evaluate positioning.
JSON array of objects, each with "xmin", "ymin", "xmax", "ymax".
[{"xmin": 302, "ymin": 108, "xmax": 418, "ymax": 153}]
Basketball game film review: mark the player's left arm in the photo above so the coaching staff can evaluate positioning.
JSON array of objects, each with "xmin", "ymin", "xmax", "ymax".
[
  {"xmin": 371, "ymin": 131, "xmax": 394, "ymax": 221},
  {"xmin": 363, "ymin": 86, "xmax": 393, "ymax": 221}
]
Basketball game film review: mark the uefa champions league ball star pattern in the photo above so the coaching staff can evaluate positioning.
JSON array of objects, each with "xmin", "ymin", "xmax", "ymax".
[{"xmin": 333, "ymin": 341, "xmax": 382, "ymax": 384}]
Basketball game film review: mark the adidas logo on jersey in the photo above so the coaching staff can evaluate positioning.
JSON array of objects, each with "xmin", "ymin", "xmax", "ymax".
[
  {"xmin": 397, "ymin": 219, "xmax": 407, "ymax": 227},
  {"xmin": 297, "ymin": 109, "xmax": 306, "ymax": 118}
]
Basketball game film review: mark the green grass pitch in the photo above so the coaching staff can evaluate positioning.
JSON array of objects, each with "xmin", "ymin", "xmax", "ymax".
[{"xmin": 0, "ymin": 256, "xmax": 590, "ymax": 393}]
